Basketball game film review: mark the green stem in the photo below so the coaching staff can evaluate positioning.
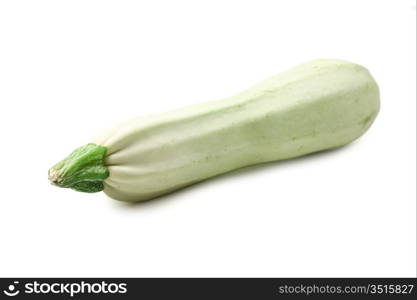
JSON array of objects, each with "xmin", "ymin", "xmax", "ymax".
[{"xmin": 48, "ymin": 143, "xmax": 109, "ymax": 193}]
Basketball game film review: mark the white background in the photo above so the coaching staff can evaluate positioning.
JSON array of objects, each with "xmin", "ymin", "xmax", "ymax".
[{"xmin": 0, "ymin": 0, "xmax": 415, "ymax": 277}]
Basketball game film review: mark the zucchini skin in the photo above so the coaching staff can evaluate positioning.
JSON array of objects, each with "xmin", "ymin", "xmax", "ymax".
[{"xmin": 93, "ymin": 59, "xmax": 380, "ymax": 202}]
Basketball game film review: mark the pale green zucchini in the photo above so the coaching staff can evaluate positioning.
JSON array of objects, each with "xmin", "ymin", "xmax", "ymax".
[{"xmin": 48, "ymin": 59, "xmax": 380, "ymax": 202}]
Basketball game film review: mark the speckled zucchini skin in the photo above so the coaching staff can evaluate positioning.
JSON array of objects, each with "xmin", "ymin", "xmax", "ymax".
[{"xmin": 94, "ymin": 59, "xmax": 379, "ymax": 202}]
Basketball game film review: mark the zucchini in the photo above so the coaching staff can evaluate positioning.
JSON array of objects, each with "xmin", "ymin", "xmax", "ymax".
[{"xmin": 49, "ymin": 59, "xmax": 380, "ymax": 202}]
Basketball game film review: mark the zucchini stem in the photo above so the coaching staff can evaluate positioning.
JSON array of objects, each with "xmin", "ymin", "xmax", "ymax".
[{"xmin": 48, "ymin": 143, "xmax": 109, "ymax": 193}]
